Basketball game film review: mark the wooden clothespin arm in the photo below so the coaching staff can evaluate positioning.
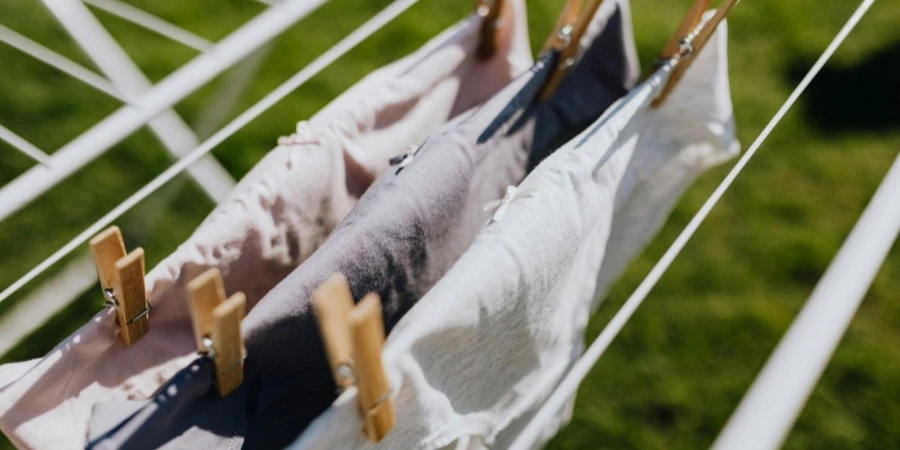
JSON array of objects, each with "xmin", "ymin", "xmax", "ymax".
[
  {"xmin": 653, "ymin": 0, "xmax": 738, "ymax": 107},
  {"xmin": 90, "ymin": 226, "xmax": 126, "ymax": 294},
  {"xmin": 475, "ymin": 0, "xmax": 505, "ymax": 60},
  {"xmin": 313, "ymin": 274, "xmax": 394, "ymax": 442},
  {"xmin": 658, "ymin": 0, "xmax": 711, "ymax": 62},
  {"xmin": 313, "ymin": 273, "xmax": 356, "ymax": 390},
  {"xmin": 188, "ymin": 268, "xmax": 246, "ymax": 396},
  {"xmin": 537, "ymin": 0, "xmax": 605, "ymax": 100},
  {"xmin": 540, "ymin": 0, "xmax": 582, "ymax": 53},
  {"xmin": 90, "ymin": 226, "xmax": 150, "ymax": 346},
  {"xmin": 351, "ymin": 293, "xmax": 393, "ymax": 442}
]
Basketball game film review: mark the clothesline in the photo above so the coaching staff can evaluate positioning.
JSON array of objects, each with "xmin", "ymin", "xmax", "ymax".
[
  {"xmin": 0, "ymin": 0, "xmax": 888, "ymax": 447},
  {"xmin": 0, "ymin": 24, "xmax": 129, "ymax": 101},
  {"xmin": 0, "ymin": 124, "xmax": 51, "ymax": 166},
  {"xmin": 713, "ymin": 138, "xmax": 900, "ymax": 450},
  {"xmin": 0, "ymin": 0, "xmax": 287, "ymax": 353},
  {"xmin": 82, "ymin": 0, "xmax": 215, "ymax": 52},
  {"xmin": 43, "ymin": 0, "xmax": 238, "ymax": 204},
  {"xmin": 509, "ymin": 0, "xmax": 877, "ymax": 447},
  {"xmin": 0, "ymin": 0, "xmax": 420, "ymax": 304},
  {"xmin": 0, "ymin": 21, "xmax": 131, "ymax": 166},
  {"xmin": 0, "ymin": 0, "xmax": 327, "ymax": 221}
]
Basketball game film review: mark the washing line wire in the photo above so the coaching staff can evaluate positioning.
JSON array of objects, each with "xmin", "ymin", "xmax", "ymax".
[
  {"xmin": 0, "ymin": 124, "xmax": 52, "ymax": 166},
  {"xmin": 0, "ymin": 0, "xmax": 421, "ymax": 304},
  {"xmin": 713, "ymin": 142, "xmax": 900, "ymax": 450},
  {"xmin": 83, "ymin": 0, "xmax": 214, "ymax": 52},
  {"xmin": 509, "ymin": 0, "xmax": 877, "ymax": 448},
  {"xmin": 0, "ymin": 24, "xmax": 128, "ymax": 101}
]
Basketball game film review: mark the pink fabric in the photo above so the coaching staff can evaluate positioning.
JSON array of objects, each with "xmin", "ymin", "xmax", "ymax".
[{"xmin": 0, "ymin": 6, "xmax": 532, "ymax": 448}]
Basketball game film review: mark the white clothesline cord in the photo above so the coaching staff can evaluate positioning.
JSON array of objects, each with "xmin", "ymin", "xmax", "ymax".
[
  {"xmin": 193, "ymin": 44, "xmax": 274, "ymax": 139},
  {"xmin": 0, "ymin": 124, "xmax": 52, "ymax": 166},
  {"xmin": 0, "ymin": 0, "xmax": 420, "ymax": 304},
  {"xmin": 83, "ymin": 0, "xmax": 214, "ymax": 52},
  {"xmin": 0, "ymin": 253, "xmax": 97, "ymax": 355},
  {"xmin": 712, "ymin": 152, "xmax": 900, "ymax": 450},
  {"xmin": 0, "ymin": 24, "xmax": 127, "ymax": 102},
  {"xmin": 509, "ymin": 1, "xmax": 876, "ymax": 448}
]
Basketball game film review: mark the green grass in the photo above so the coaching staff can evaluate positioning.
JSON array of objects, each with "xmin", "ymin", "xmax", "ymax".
[{"xmin": 1, "ymin": 0, "xmax": 899, "ymax": 448}]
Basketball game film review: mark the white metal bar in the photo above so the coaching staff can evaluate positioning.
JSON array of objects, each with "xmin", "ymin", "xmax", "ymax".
[
  {"xmin": 0, "ymin": 0, "xmax": 419, "ymax": 304},
  {"xmin": 0, "ymin": 0, "xmax": 328, "ymax": 222},
  {"xmin": 0, "ymin": 173, "xmax": 192, "ymax": 356},
  {"xmin": 194, "ymin": 44, "xmax": 273, "ymax": 139},
  {"xmin": 0, "ymin": 24, "xmax": 128, "ymax": 102},
  {"xmin": 0, "ymin": 253, "xmax": 97, "ymax": 355},
  {"xmin": 42, "ymin": 0, "xmax": 236, "ymax": 204},
  {"xmin": 83, "ymin": 0, "xmax": 214, "ymax": 52},
  {"xmin": 713, "ymin": 152, "xmax": 900, "ymax": 450},
  {"xmin": 508, "ymin": 1, "xmax": 876, "ymax": 448},
  {"xmin": 0, "ymin": 124, "xmax": 52, "ymax": 166}
]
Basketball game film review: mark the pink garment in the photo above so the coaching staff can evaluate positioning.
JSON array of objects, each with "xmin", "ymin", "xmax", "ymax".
[{"xmin": 0, "ymin": 5, "xmax": 533, "ymax": 448}]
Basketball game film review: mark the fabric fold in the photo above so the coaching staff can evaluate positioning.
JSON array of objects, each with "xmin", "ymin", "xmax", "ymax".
[
  {"xmin": 0, "ymin": 6, "xmax": 533, "ymax": 449},
  {"xmin": 291, "ymin": 11, "xmax": 738, "ymax": 450},
  {"xmin": 86, "ymin": 1, "xmax": 642, "ymax": 448}
]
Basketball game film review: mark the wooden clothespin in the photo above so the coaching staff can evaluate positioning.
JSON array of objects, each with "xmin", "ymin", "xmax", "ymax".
[
  {"xmin": 188, "ymin": 268, "xmax": 246, "ymax": 396},
  {"xmin": 652, "ymin": 0, "xmax": 738, "ymax": 107},
  {"xmin": 351, "ymin": 293, "xmax": 393, "ymax": 442},
  {"xmin": 537, "ymin": 0, "xmax": 605, "ymax": 100},
  {"xmin": 313, "ymin": 274, "xmax": 394, "ymax": 442},
  {"xmin": 475, "ymin": 0, "xmax": 505, "ymax": 61},
  {"xmin": 89, "ymin": 226, "xmax": 150, "ymax": 346},
  {"xmin": 312, "ymin": 273, "xmax": 356, "ymax": 390}
]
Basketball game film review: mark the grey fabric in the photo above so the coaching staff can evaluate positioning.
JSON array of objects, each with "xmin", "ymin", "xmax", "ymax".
[
  {"xmin": 0, "ymin": 7, "xmax": 534, "ymax": 450},
  {"xmin": 86, "ymin": 8, "xmax": 638, "ymax": 449},
  {"xmin": 291, "ymin": 10, "xmax": 739, "ymax": 450}
]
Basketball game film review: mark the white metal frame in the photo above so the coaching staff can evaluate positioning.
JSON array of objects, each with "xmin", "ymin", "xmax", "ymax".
[
  {"xmin": 713, "ymin": 149, "xmax": 900, "ymax": 450},
  {"xmin": 82, "ymin": 0, "xmax": 214, "ymax": 52},
  {"xmin": 0, "ymin": 0, "xmax": 419, "ymax": 352},
  {"xmin": 42, "ymin": 0, "xmax": 235, "ymax": 203},
  {"xmin": 0, "ymin": 0, "xmax": 328, "ymax": 351},
  {"xmin": 0, "ymin": 0, "xmax": 331, "ymax": 217}
]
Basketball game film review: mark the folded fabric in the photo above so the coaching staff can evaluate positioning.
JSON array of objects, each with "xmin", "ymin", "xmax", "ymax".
[
  {"xmin": 0, "ymin": 6, "xmax": 533, "ymax": 449},
  {"xmin": 291, "ymin": 13, "xmax": 738, "ymax": 450},
  {"xmin": 85, "ymin": 3, "xmax": 642, "ymax": 449}
]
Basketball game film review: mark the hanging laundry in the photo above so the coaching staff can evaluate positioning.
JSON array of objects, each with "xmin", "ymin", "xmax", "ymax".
[
  {"xmin": 594, "ymin": 14, "xmax": 740, "ymax": 305},
  {"xmin": 84, "ymin": 1, "xmax": 642, "ymax": 448},
  {"xmin": 290, "ymin": 11, "xmax": 738, "ymax": 450},
  {"xmin": 0, "ymin": 6, "xmax": 534, "ymax": 449}
]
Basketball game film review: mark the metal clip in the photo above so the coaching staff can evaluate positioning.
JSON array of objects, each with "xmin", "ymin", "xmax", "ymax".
[
  {"xmin": 126, "ymin": 301, "xmax": 151, "ymax": 325},
  {"xmin": 389, "ymin": 144, "xmax": 423, "ymax": 174},
  {"xmin": 102, "ymin": 288, "xmax": 118, "ymax": 308}
]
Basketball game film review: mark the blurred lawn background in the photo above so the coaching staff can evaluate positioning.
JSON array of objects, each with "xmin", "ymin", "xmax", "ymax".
[{"xmin": 1, "ymin": 0, "xmax": 899, "ymax": 448}]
